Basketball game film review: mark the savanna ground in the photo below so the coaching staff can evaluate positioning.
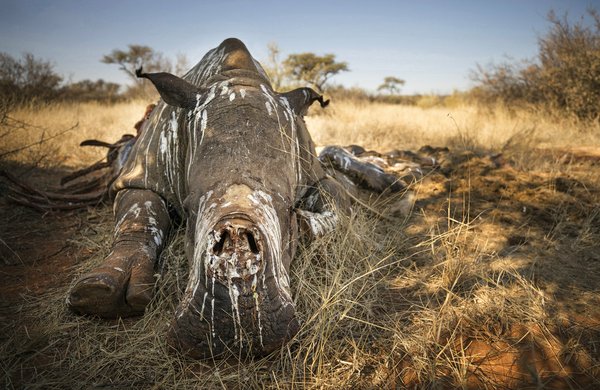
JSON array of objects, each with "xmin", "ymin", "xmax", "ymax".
[{"xmin": 1, "ymin": 99, "xmax": 600, "ymax": 389}]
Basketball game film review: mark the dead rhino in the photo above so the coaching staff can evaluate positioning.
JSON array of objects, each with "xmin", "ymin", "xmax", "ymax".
[{"xmin": 67, "ymin": 38, "xmax": 349, "ymax": 357}]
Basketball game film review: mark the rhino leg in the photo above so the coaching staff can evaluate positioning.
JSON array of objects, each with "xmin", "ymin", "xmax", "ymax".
[
  {"xmin": 319, "ymin": 146, "xmax": 406, "ymax": 193},
  {"xmin": 68, "ymin": 189, "xmax": 171, "ymax": 317}
]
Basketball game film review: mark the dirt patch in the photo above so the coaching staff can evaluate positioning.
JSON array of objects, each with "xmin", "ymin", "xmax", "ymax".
[
  {"xmin": 0, "ymin": 202, "xmax": 80, "ymax": 295},
  {"xmin": 392, "ymin": 147, "xmax": 600, "ymax": 388},
  {"xmin": 1, "ymin": 147, "xmax": 600, "ymax": 389}
]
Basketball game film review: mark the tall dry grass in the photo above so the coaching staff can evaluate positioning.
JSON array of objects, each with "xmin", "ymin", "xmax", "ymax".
[
  {"xmin": 4, "ymin": 99, "xmax": 599, "ymax": 169},
  {"xmin": 1, "ymin": 100, "xmax": 147, "ymax": 169},
  {"xmin": 307, "ymin": 100, "xmax": 600, "ymax": 153},
  {"xmin": 2, "ymin": 99, "xmax": 600, "ymax": 388}
]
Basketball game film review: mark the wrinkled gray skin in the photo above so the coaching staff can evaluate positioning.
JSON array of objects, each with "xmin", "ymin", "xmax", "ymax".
[{"xmin": 67, "ymin": 38, "xmax": 348, "ymax": 358}]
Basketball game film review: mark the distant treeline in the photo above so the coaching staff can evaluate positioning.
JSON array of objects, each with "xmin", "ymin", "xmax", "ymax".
[
  {"xmin": 0, "ymin": 53, "xmax": 123, "ymax": 105},
  {"xmin": 2, "ymin": 8, "xmax": 599, "ymax": 121},
  {"xmin": 0, "ymin": 50, "xmax": 462, "ymax": 109}
]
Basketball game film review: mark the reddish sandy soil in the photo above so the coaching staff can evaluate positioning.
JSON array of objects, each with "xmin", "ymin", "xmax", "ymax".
[{"xmin": 1, "ymin": 147, "xmax": 599, "ymax": 389}]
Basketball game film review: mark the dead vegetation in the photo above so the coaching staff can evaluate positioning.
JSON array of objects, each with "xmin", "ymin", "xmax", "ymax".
[{"xmin": 1, "ymin": 100, "xmax": 600, "ymax": 388}]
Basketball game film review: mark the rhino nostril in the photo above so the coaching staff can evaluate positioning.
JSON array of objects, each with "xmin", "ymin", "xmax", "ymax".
[
  {"xmin": 246, "ymin": 232, "xmax": 259, "ymax": 254},
  {"xmin": 213, "ymin": 231, "xmax": 229, "ymax": 255}
]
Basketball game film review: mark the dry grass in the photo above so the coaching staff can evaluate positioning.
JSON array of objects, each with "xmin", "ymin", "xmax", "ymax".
[
  {"xmin": 4, "ymin": 99, "xmax": 600, "ymax": 168},
  {"xmin": 2, "ymin": 99, "xmax": 600, "ymax": 388},
  {"xmin": 1, "ymin": 202, "xmax": 409, "ymax": 388},
  {"xmin": 1, "ymin": 100, "xmax": 147, "ymax": 168},
  {"xmin": 307, "ymin": 100, "xmax": 600, "ymax": 154}
]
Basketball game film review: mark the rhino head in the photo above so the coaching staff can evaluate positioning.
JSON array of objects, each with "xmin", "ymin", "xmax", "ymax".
[{"xmin": 134, "ymin": 39, "xmax": 330, "ymax": 357}]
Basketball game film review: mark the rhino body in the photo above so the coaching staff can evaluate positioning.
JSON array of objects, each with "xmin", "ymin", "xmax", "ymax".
[{"xmin": 67, "ymin": 38, "xmax": 347, "ymax": 357}]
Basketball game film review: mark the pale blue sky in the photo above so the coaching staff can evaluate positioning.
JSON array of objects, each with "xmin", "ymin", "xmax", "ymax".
[{"xmin": 0, "ymin": 0, "xmax": 595, "ymax": 94}]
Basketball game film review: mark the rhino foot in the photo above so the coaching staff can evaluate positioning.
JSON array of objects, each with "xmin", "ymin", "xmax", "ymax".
[{"xmin": 67, "ymin": 248, "xmax": 155, "ymax": 318}]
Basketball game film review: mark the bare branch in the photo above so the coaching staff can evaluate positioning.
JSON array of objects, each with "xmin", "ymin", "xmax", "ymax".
[{"xmin": 0, "ymin": 121, "xmax": 79, "ymax": 159}]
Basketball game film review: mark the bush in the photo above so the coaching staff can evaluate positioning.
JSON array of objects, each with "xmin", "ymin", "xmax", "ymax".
[
  {"xmin": 471, "ymin": 8, "xmax": 600, "ymax": 120},
  {"xmin": 0, "ymin": 52, "xmax": 63, "ymax": 104},
  {"xmin": 59, "ymin": 79, "xmax": 122, "ymax": 103},
  {"xmin": 326, "ymin": 84, "xmax": 372, "ymax": 102}
]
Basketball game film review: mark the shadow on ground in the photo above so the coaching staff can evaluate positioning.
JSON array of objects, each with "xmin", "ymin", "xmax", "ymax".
[{"xmin": 1, "ymin": 147, "xmax": 600, "ymax": 389}]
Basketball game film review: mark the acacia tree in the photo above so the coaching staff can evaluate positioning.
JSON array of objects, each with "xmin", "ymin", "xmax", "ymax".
[
  {"xmin": 102, "ymin": 45, "xmax": 188, "ymax": 98},
  {"xmin": 378, "ymin": 76, "xmax": 405, "ymax": 95},
  {"xmin": 101, "ymin": 45, "xmax": 171, "ymax": 80},
  {"xmin": 283, "ymin": 52, "xmax": 348, "ymax": 91}
]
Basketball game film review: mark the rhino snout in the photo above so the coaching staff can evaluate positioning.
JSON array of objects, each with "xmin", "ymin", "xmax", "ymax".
[
  {"xmin": 168, "ymin": 210, "xmax": 298, "ymax": 358},
  {"xmin": 206, "ymin": 217, "xmax": 263, "ymax": 284}
]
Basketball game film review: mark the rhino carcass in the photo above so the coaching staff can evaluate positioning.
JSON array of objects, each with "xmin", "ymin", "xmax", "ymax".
[{"xmin": 67, "ymin": 38, "xmax": 350, "ymax": 357}]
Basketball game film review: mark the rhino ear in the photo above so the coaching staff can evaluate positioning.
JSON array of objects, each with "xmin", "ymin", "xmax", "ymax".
[
  {"xmin": 280, "ymin": 87, "xmax": 329, "ymax": 116},
  {"xmin": 136, "ymin": 67, "xmax": 201, "ymax": 109}
]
